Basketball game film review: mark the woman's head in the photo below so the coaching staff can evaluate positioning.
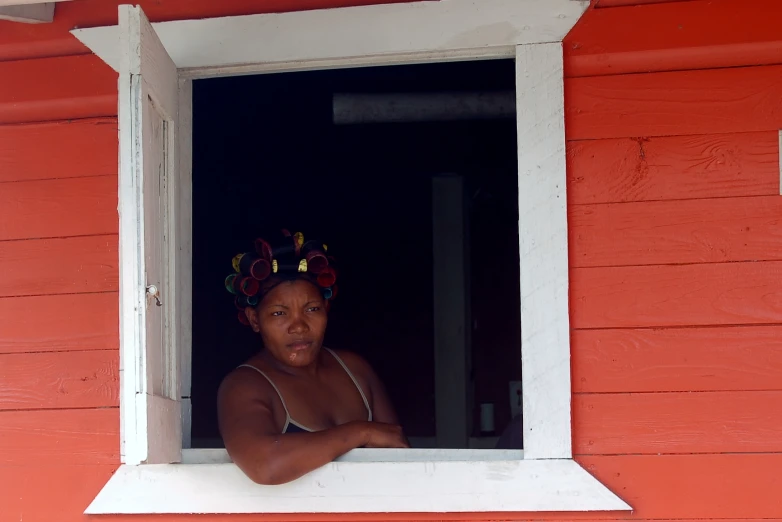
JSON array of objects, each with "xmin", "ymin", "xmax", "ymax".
[{"xmin": 225, "ymin": 230, "xmax": 337, "ymax": 366}]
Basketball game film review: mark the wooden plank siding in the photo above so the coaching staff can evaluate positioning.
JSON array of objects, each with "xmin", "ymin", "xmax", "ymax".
[
  {"xmin": 572, "ymin": 325, "xmax": 782, "ymax": 393},
  {"xmin": 0, "ymin": 54, "xmax": 117, "ymax": 124},
  {"xmin": 0, "ymin": 293, "xmax": 118, "ymax": 354},
  {"xmin": 566, "ymin": 0, "xmax": 782, "ymax": 77},
  {"xmin": 0, "ymin": 41, "xmax": 122, "ymax": 522},
  {"xmin": 566, "ymin": 64, "xmax": 782, "ymax": 140},
  {"xmin": 0, "ymin": 118, "xmax": 118, "ymax": 183},
  {"xmin": 566, "ymin": 132, "xmax": 780, "ymax": 205},
  {"xmin": 0, "ymin": 350, "xmax": 118, "ymax": 410},
  {"xmin": 1, "ymin": 0, "xmax": 782, "ymax": 521}
]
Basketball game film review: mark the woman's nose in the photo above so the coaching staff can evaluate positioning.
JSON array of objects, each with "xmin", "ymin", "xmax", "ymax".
[{"xmin": 288, "ymin": 315, "xmax": 308, "ymax": 333}]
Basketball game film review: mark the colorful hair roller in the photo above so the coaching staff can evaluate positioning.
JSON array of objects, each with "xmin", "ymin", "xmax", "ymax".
[
  {"xmin": 236, "ymin": 276, "xmax": 260, "ymax": 297},
  {"xmin": 246, "ymin": 295, "xmax": 259, "ymax": 307},
  {"xmin": 317, "ymin": 266, "xmax": 337, "ymax": 288},
  {"xmin": 298, "ymin": 259, "xmax": 308, "ymax": 273},
  {"xmin": 225, "ymin": 273, "xmax": 238, "ymax": 294},
  {"xmin": 234, "ymin": 295, "xmax": 249, "ymax": 310},
  {"xmin": 254, "ymin": 238, "xmax": 273, "ymax": 261},
  {"xmin": 301, "ymin": 240, "xmax": 329, "ymax": 274},
  {"xmin": 250, "ymin": 258, "xmax": 271, "ymax": 280},
  {"xmin": 237, "ymin": 311, "xmax": 251, "ymax": 326},
  {"xmin": 293, "ymin": 232, "xmax": 304, "ymax": 255},
  {"xmin": 239, "ymin": 253, "xmax": 272, "ymax": 281},
  {"xmin": 272, "ymin": 259, "xmax": 278, "ymax": 273},
  {"xmin": 322, "ymin": 287, "xmax": 333, "ymax": 300},
  {"xmin": 232, "ymin": 253, "xmax": 244, "ymax": 273}
]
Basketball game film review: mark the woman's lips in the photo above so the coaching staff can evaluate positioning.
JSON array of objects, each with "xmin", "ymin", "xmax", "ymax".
[{"xmin": 288, "ymin": 340, "xmax": 312, "ymax": 351}]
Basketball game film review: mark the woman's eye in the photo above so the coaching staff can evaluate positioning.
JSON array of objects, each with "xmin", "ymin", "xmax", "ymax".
[
  {"xmin": 271, "ymin": 311, "xmax": 285, "ymax": 317},
  {"xmin": 307, "ymin": 307, "xmax": 320, "ymax": 312}
]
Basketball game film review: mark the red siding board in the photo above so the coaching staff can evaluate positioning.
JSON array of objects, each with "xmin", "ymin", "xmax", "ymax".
[
  {"xmin": 565, "ymin": 0, "xmax": 782, "ymax": 76},
  {"xmin": 572, "ymin": 325, "xmax": 782, "ymax": 393},
  {"xmin": 0, "ymin": 408, "xmax": 119, "ymax": 465},
  {"xmin": 569, "ymin": 196, "xmax": 782, "ymax": 267},
  {"xmin": 570, "ymin": 261, "xmax": 782, "ymax": 329},
  {"xmin": 0, "ymin": 175, "xmax": 118, "ymax": 241},
  {"xmin": 566, "ymin": 132, "xmax": 780, "ymax": 204},
  {"xmin": 565, "ymin": 65, "xmax": 782, "ymax": 140},
  {"xmin": 0, "ymin": 55, "xmax": 117, "ymax": 124},
  {"xmin": 0, "ymin": 350, "xmax": 119, "ymax": 411},
  {"xmin": 0, "ymin": 464, "xmax": 118, "ymax": 522},
  {"xmin": 0, "ymin": 118, "xmax": 118, "ymax": 183},
  {"xmin": 0, "ymin": 293, "xmax": 118, "ymax": 354},
  {"xmin": 573, "ymin": 391, "xmax": 782, "ymax": 455},
  {"xmin": 577, "ymin": 454, "xmax": 782, "ymax": 519},
  {"xmin": 0, "ymin": 235, "xmax": 118, "ymax": 297}
]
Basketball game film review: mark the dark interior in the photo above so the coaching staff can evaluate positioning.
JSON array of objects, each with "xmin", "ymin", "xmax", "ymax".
[{"xmin": 190, "ymin": 59, "xmax": 521, "ymax": 447}]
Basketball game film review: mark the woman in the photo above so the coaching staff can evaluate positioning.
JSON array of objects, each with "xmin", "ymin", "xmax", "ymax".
[{"xmin": 218, "ymin": 230, "xmax": 409, "ymax": 485}]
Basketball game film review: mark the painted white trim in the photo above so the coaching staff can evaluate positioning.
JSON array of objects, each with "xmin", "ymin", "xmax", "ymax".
[
  {"xmin": 71, "ymin": 0, "xmax": 589, "ymax": 78},
  {"xmin": 0, "ymin": 3, "xmax": 53, "ymax": 23},
  {"xmin": 515, "ymin": 42, "xmax": 572, "ymax": 460},
  {"xmin": 86, "ymin": 459, "xmax": 626, "ymax": 514},
  {"xmin": 182, "ymin": 448, "xmax": 524, "ymax": 465},
  {"xmin": 76, "ymin": 0, "xmax": 631, "ymax": 515},
  {"xmin": 118, "ymin": 4, "xmax": 182, "ymax": 466}
]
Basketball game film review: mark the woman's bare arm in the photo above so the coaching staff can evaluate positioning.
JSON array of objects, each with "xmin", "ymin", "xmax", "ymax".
[{"xmin": 217, "ymin": 369, "xmax": 405, "ymax": 485}]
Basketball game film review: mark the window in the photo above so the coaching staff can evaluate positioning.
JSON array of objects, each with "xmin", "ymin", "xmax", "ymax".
[
  {"xmin": 73, "ymin": 0, "xmax": 631, "ymax": 515},
  {"xmin": 189, "ymin": 60, "xmax": 521, "ymax": 452}
]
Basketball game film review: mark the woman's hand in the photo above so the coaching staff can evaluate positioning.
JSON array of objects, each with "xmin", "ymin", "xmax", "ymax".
[{"xmin": 359, "ymin": 421, "xmax": 410, "ymax": 448}]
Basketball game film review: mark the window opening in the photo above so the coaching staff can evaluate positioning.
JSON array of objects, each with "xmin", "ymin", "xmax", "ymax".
[{"xmin": 189, "ymin": 59, "xmax": 522, "ymax": 451}]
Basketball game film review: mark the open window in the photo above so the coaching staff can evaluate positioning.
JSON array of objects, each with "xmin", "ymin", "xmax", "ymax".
[
  {"xmin": 189, "ymin": 60, "xmax": 522, "ymax": 452},
  {"xmin": 73, "ymin": 0, "xmax": 632, "ymax": 515}
]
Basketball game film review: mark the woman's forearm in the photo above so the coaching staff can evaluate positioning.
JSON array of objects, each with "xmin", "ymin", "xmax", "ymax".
[{"xmin": 233, "ymin": 421, "xmax": 368, "ymax": 485}]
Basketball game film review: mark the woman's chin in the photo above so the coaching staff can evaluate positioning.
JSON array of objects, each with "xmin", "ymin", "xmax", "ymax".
[{"xmin": 284, "ymin": 345, "xmax": 318, "ymax": 366}]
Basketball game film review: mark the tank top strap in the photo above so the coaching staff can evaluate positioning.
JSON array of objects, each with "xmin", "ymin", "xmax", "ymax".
[
  {"xmin": 237, "ymin": 363, "xmax": 293, "ymax": 421},
  {"xmin": 325, "ymin": 348, "xmax": 373, "ymax": 421}
]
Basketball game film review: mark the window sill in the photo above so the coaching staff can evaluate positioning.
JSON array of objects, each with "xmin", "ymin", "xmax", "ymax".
[{"xmin": 86, "ymin": 450, "xmax": 630, "ymax": 514}]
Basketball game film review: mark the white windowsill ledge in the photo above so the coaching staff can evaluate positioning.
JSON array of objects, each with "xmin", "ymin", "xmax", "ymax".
[{"xmin": 86, "ymin": 449, "xmax": 630, "ymax": 514}]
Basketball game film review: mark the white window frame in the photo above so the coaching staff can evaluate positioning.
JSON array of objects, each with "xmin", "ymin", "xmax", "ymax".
[{"xmin": 72, "ymin": 0, "xmax": 632, "ymax": 515}]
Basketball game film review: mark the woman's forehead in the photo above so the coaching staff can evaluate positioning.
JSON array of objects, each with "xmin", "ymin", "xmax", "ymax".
[{"xmin": 264, "ymin": 279, "xmax": 321, "ymax": 301}]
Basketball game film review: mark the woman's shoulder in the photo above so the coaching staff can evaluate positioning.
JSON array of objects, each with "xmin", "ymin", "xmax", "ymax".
[
  {"xmin": 327, "ymin": 348, "xmax": 376, "ymax": 379},
  {"xmin": 218, "ymin": 358, "xmax": 278, "ymax": 406}
]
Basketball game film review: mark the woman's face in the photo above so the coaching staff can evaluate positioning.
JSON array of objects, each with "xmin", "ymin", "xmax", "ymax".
[{"xmin": 245, "ymin": 279, "xmax": 327, "ymax": 367}]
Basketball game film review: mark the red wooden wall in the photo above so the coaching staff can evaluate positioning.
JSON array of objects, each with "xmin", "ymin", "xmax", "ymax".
[{"xmin": 1, "ymin": 0, "xmax": 782, "ymax": 520}]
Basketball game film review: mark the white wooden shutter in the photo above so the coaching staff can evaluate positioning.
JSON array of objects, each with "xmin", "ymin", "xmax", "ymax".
[{"xmin": 118, "ymin": 4, "xmax": 182, "ymax": 465}]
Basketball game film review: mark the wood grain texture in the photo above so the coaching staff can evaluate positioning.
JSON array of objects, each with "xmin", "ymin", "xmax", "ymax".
[
  {"xmin": 0, "ymin": 54, "xmax": 117, "ymax": 124},
  {"xmin": 574, "ymin": 391, "xmax": 782, "ymax": 455},
  {"xmin": 577, "ymin": 454, "xmax": 782, "ymax": 519},
  {"xmin": 569, "ymin": 196, "xmax": 782, "ymax": 267},
  {"xmin": 0, "ymin": 464, "xmax": 118, "ymax": 522},
  {"xmin": 0, "ymin": 293, "xmax": 118, "ymax": 354},
  {"xmin": 0, "ymin": 350, "xmax": 118, "ymax": 410},
  {"xmin": 572, "ymin": 325, "xmax": 782, "ymax": 393},
  {"xmin": 0, "ymin": 175, "xmax": 117, "ymax": 241},
  {"xmin": 570, "ymin": 261, "xmax": 782, "ymax": 328},
  {"xmin": 567, "ymin": 132, "xmax": 780, "ymax": 204},
  {"xmin": 565, "ymin": 0, "xmax": 782, "ymax": 76},
  {"xmin": 0, "ymin": 118, "xmax": 117, "ymax": 183},
  {"xmin": 565, "ymin": 65, "xmax": 782, "ymax": 140},
  {"xmin": 0, "ymin": 408, "xmax": 118, "ymax": 465},
  {"xmin": 0, "ymin": 234, "xmax": 118, "ymax": 297}
]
